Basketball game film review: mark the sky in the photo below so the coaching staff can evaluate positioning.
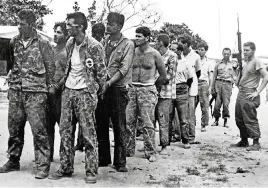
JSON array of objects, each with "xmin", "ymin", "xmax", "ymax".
[{"xmin": 43, "ymin": 0, "xmax": 268, "ymax": 58}]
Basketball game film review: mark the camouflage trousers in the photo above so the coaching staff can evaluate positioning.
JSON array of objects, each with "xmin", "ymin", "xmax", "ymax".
[
  {"xmin": 7, "ymin": 89, "xmax": 51, "ymax": 172},
  {"xmin": 235, "ymin": 88, "xmax": 261, "ymax": 139},
  {"xmin": 126, "ymin": 85, "xmax": 158, "ymax": 158},
  {"xmin": 59, "ymin": 88, "xmax": 98, "ymax": 176}
]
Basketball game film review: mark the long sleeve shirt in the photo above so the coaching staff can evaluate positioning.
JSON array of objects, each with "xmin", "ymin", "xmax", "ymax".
[{"xmin": 8, "ymin": 30, "xmax": 55, "ymax": 92}]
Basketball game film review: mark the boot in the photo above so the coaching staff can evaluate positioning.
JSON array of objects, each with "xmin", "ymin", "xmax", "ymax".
[
  {"xmin": 230, "ymin": 139, "xmax": 249, "ymax": 147},
  {"xmin": 211, "ymin": 118, "xmax": 219, "ymax": 126},
  {"xmin": 0, "ymin": 157, "xmax": 20, "ymax": 173}
]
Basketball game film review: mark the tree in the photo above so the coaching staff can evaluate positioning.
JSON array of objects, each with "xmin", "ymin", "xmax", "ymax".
[
  {"xmin": 151, "ymin": 22, "xmax": 207, "ymax": 49},
  {"xmin": 73, "ymin": 1, "xmax": 80, "ymax": 12},
  {"xmin": 0, "ymin": 0, "xmax": 53, "ymax": 30},
  {"xmin": 72, "ymin": 0, "xmax": 161, "ymax": 31}
]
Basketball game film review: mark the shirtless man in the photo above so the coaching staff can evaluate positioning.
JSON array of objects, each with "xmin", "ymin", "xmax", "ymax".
[{"xmin": 126, "ymin": 26, "xmax": 167, "ymax": 162}]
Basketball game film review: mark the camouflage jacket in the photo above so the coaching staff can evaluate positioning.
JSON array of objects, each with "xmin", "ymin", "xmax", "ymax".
[
  {"xmin": 59, "ymin": 35, "xmax": 107, "ymax": 95},
  {"xmin": 8, "ymin": 30, "xmax": 55, "ymax": 92}
]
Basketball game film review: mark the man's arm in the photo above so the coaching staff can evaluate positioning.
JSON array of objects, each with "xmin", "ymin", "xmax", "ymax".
[
  {"xmin": 91, "ymin": 44, "xmax": 107, "ymax": 90},
  {"xmin": 211, "ymin": 62, "xmax": 219, "ymax": 92},
  {"xmin": 186, "ymin": 78, "xmax": 193, "ymax": 88},
  {"xmin": 247, "ymin": 62, "xmax": 268, "ymax": 100},
  {"xmin": 108, "ymin": 41, "xmax": 134, "ymax": 85},
  {"xmin": 6, "ymin": 39, "xmax": 14, "ymax": 74},
  {"xmin": 196, "ymin": 70, "xmax": 201, "ymax": 78},
  {"xmin": 155, "ymin": 51, "xmax": 167, "ymax": 86},
  {"xmin": 186, "ymin": 63, "xmax": 194, "ymax": 88},
  {"xmin": 40, "ymin": 40, "xmax": 56, "ymax": 86},
  {"xmin": 195, "ymin": 56, "xmax": 201, "ymax": 79},
  {"xmin": 101, "ymin": 40, "xmax": 134, "ymax": 94},
  {"xmin": 166, "ymin": 54, "xmax": 178, "ymax": 81},
  {"xmin": 208, "ymin": 60, "xmax": 215, "ymax": 95}
]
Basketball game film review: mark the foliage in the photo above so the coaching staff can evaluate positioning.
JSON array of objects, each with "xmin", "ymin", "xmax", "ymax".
[
  {"xmin": 0, "ymin": 0, "xmax": 53, "ymax": 30},
  {"xmin": 72, "ymin": 0, "xmax": 161, "ymax": 31},
  {"xmin": 73, "ymin": 1, "xmax": 80, "ymax": 12},
  {"xmin": 151, "ymin": 22, "xmax": 207, "ymax": 49}
]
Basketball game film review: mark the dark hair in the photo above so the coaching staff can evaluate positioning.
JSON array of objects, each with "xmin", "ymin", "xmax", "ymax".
[
  {"xmin": 157, "ymin": 33, "xmax": 170, "ymax": 47},
  {"xmin": 171, "ymin": 42, "xmax": 184, "ymax": 52},
  {"xmin": 92, "ymin": 22, "xmax": 105, "ymax": 37},
  {"xmin": 18, "ymin": 9, "xmax": 36, "ymax": 25},
  {"xmin": 107, "ymin": 12, "xmax": 125, "ymax": 27},
  {"xmin": 197, "ymin": 42, "xmax": 209, "ymax": 51},
  {"xmin": 135, "ymin": 26, "xmax": 151, "ymax": 39},
  {"xmin": 66, "ymin": 12, "xmax": 88, "ymax": 33},
  {"xmin": 243, "ymin": 41, "xmax": 256, "ymax": 51},
  {"xmin": 222, "ymin": 47, "xmax": 231, "ymax": 53},
  {"xmin": 54, "ymin": 21, "xmax": 68, "ymax": 37},
  {"xmin": 178, "ymin": 34, "xmax": 192, "ymax": 47}
]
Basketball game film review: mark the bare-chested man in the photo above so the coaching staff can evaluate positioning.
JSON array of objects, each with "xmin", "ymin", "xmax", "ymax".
[{"xmin": 126, "ymin": 26, "xmax": 167, "ymax": 162}]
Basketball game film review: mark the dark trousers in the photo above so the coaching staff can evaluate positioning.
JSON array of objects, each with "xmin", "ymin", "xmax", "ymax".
[
  {"xmin": 174, "ymin": 83, "xmax": 189, "ymax": 144},
  {"xmin": 213, "ymin": 80, "xmax": 232, "ymax": 119},
  {"xmin": 235, "ymin": 88, "xmax": 261, "ymax": 139},
  {"xmin": 7, "ymin": 89, "xmax": 51, "ymax": 172},
  {"xmin": 96, "ymin": 86, "xmax": 129, "ymax": 168}
]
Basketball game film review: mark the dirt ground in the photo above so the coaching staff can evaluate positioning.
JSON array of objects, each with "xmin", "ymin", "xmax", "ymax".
[{"xmin": 1, "ymin": 87, "xmax": 268, "ymax": 187}]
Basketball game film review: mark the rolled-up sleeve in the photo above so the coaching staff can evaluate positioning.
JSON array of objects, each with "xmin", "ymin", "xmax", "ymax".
[{"xmin": 118, "ymin": 41, "xmax": 135, "ymax": 76}]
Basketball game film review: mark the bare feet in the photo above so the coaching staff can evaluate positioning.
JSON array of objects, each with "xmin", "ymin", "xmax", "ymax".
[{"xmin": 148, "ymin": 155, "xmax": 156, "ymax": 162}]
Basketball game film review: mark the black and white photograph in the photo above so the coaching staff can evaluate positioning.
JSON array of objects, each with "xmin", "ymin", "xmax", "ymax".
[{"xmin": 1, "ymin": 0, "xmax": 268, "ymax": 187}]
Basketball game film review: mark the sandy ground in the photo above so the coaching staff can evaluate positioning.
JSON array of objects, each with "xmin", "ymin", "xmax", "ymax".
[{"xmin": 1, "ymin": 87, "xmax": 268, "ymax": 187}]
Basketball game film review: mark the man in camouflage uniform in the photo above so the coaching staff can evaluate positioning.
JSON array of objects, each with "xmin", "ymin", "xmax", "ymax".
[
  {"xmin": 126, "ymin": 27, "xmax": 167, "ymax": 162},
  {"xmin": 75, "ymin": 22, "xmax": 106, "ymax": 152},
  {"xmin": 49, "ymin": 12, "xmax": 106, "ymax": 184},
  {"xmin": 47, "ymin": 21, "xmax": 75, "ymax": 161},
  {"xmin": 0, "ymin": 9, "xmax": 56, "ymax": 179}
]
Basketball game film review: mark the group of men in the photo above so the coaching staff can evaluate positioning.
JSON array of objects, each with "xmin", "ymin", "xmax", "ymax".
[{"xmin": 1, "ymin": 8, "xmax": 268, "ymax": 184}]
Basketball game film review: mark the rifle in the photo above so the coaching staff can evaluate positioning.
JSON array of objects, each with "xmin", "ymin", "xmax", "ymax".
[{"xmin": 237, "ymin": 14, "xmax": 243, "ymax": 84}]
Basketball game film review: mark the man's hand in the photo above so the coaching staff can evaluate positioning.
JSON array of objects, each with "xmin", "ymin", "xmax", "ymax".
[
  {"xmin": 48, "ymin": 87, "xmax": 56, "ymax": 96},
  {"xmin": 246, "ymin": 91, "xmax": 259, "ymax": 101},
  {"xmin": 101, "ymin": 81, "xmax": 111, "ymax": 95},
  {"xmin": 48, "ymin": 84, "xmax": 59, "ymax": 96},
  {"xmin": 208, "ymin": 87, "xmax": 212, "ymax": 96}
]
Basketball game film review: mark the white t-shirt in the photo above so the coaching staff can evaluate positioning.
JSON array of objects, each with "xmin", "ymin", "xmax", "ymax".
[
  {"xmin": 199, "ymin": 57, "xmax": 215, "ymax": 83},
  {"xmin": 65, "ymin": 43, "xmax": 87, "ymax": 89},
  {"xmin": 181, "ymin": 49, "xmax": 201, "ymax": 96}
]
